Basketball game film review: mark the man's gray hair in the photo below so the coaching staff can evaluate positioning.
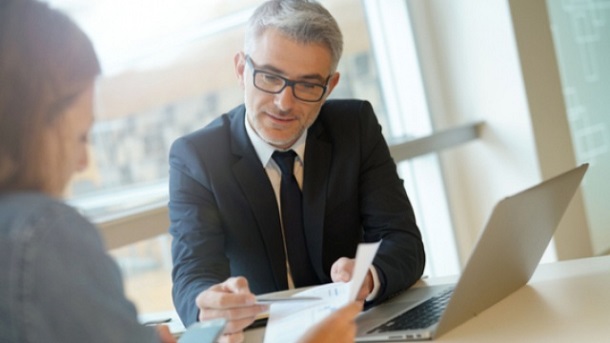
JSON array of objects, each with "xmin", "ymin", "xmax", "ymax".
[{"xmin": 245, "ymin": 0, "xmax": 344, "ymax": 73}]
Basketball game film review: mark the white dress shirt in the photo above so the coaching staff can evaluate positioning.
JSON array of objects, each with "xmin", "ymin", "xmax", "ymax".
[{"xmin": 244, "ymin": 113, "xmax": 379, "ymax": 300}]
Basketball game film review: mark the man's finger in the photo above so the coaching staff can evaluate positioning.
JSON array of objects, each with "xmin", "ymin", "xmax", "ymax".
[
  {"xmin": 356, "ymin": 286, "xmax": 369, "ymax": 301},
  {"xmin": 222, "ymin": 316, "xmax": 260, "ymax": 334},
  {"xmin": 196, "ymin": 277, "xmax": 257, "ymax": 310},
  {"xmin": 221, "ymin": 276, "xmax": 251, "ymax": 294},
  {"xmin": 331, "ymin": 257, "xmax": 355, "ymax": 282},
  {"xmin": 196, "ymin": 290, "xmax": 256, "ymax": 309}
]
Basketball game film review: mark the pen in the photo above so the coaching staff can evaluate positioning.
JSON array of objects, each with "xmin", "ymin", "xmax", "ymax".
[{"xmin": 142, "ymin": 318, "xmax": 172, "ymax": 326}]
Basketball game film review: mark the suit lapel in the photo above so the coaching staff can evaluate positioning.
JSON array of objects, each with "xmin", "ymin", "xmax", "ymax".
[
  {"xmin": 303, "ymin": 120, "xmax": 331, "ymax": 280},
  {"xmin": 229, "ymin": 108, "xmax": 288, "ymax": 290}
]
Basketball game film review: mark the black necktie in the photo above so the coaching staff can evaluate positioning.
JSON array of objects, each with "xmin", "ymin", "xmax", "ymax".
[{"xmin": 272, "ymin": 150, "xmax": 318, "ymax": 287}]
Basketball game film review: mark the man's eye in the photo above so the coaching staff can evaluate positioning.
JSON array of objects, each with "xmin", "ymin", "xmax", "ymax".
[
  {"xmin": 299, "ymin": 83, "xmax": 317, "ymax": 90},
  {"xmin": 262, "ymin": 73, "xmax": 282, "ymax": 84}
]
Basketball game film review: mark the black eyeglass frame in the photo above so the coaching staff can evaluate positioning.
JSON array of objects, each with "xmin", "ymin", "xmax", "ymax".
[{"xmin": 244, "ymin": 55, "xmax": 331, "ymax": 103}]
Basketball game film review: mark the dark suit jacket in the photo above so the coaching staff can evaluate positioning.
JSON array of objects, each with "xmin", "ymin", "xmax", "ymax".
[{"xmin": 169, "ymin": 99, "xmax": 425, "ymax": 326}]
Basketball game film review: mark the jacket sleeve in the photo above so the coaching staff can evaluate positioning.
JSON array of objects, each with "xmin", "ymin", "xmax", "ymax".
[
  {"xmin": 168, "ymin": 136, "xmax": 231, "ymax": 327},
  {"xmin": 356, "ymin": 100, "xmax": 426, "ymax": 304}
]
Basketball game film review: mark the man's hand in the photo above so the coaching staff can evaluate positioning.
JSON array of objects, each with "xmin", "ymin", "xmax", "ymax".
[
  {"xmin": 296, "ymin": 301, "xmax": 363, "ymax": 343},
  {"xmin": 330, "ymin": 257, "xmax": 374, "ymax": 301},
  {"xmin": 195, "ymin": 277, "xmax": 268, "ymax": 343}
]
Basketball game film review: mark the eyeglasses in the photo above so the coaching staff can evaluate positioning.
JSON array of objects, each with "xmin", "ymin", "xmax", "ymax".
[{"xmin": 245, "ymin": 55, "xmax": 329, "ymax": 103}]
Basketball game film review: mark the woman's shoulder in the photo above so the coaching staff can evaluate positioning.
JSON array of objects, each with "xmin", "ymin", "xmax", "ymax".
[
  {"xmin": 0, "ymin": 191, "xmax": 98, "ymax": 246},
  {"xmin": 1, "ymin": 191, "xmax": 69, "ymax": 209},
  {"xmin": 0, "ymin": 191, "xmax": 81, "ymax": 223}
]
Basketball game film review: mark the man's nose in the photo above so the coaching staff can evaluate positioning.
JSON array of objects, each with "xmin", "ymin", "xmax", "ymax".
[{"xmin": 274, "ymin": 85, "xmax": 297, "ymax": 111}]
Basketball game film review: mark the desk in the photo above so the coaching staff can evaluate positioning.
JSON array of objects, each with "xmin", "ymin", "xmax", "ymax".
[
  {"xmin": 245, "ymin": 255, "xmax": 610, "ymax": 342},
  {"xmin": 428, "ymin": 256, "xmax": 610, "ymax": 342},
  {"xmin": 141, "ymin": 255, "xmax": 610, "ymax": 342},
  {"xmin": 428, "ymin": 254, "xmax": 610, "ymax": 342}
]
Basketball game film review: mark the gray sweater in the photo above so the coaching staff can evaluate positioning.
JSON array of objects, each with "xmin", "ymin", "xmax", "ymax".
[{"xmin": 0, "ymin": 192, "xmax": 159, "ymax": 342}]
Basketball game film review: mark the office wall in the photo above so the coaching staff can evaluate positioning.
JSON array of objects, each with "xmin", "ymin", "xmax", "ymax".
[{"xmin": 407, "ymin": 0, "xmax": 592, "ymax": 264}]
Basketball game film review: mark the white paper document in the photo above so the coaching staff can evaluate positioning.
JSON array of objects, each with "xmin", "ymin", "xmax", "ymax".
[{"xmin": 263, "ymin": 241, "xmax": 381, "ymax": 343}]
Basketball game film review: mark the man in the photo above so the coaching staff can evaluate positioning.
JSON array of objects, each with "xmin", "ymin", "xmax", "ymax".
[{"xmin": 169, "ymin": 0, "xmax": 425, "ymax": 340}]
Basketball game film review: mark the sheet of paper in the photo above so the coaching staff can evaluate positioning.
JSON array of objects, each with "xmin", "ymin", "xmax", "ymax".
[{"xmin": 263, "ymin": 241, "xmax": 381, "ymax": 343}]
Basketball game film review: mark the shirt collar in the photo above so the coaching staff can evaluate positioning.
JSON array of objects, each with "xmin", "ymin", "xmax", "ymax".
[{"xmin": 244, "ymin": 112, "xmax": 307, "ymax": 166}]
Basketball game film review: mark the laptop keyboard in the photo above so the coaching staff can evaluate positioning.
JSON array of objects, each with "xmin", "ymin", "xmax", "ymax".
[{"xmin": 368, "ymin": 287, "xmax": 455, "ymax": 333}]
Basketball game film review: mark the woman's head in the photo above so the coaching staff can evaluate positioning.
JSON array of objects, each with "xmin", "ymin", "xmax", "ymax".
[{"xmin": 0, "ymin": 0, "xmax": 100, "ymax": 196}]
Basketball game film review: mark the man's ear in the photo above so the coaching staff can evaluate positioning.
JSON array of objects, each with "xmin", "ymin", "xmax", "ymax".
[
  {"xmin": 234, "ymin": 52, "xmax": 246, "ymax": 88},
  {"xmin": 325, "ymin": 72, "xmax": 341, "ymax": 97}
]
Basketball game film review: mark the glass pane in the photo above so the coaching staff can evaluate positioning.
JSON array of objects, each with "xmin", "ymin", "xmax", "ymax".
[
  {"xmin": 547, "ymin": 0, "xmax": 610, "ymax": 255},
  {"xmin": 56, "ymin": 0, "xmax": 390, "ymax": 218},
  {"xmin": 108, "ymin": 234, "xmax": 173, "ymax": 313},
  {"xmin": 364, "ymin": 0, "xmax": 459, "ymax": 277}
]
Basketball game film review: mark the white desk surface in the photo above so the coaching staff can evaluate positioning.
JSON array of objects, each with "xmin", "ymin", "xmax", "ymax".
[
  {"xmin": 427, "ymin": 254, "xmax": 610, "ymax": 342},
  {"xmin": 142, "ymin": 255, "xmax": 610, "ymax": 342}
]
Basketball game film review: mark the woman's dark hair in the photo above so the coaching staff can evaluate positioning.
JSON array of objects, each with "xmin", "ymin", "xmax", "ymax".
[{"xmin": 0, "ymin": 0, "xmax": 101, "ymax": 193}]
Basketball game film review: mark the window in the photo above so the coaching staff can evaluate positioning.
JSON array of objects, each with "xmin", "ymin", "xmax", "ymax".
[
  {"xmin": 547, "ymin": 0, "xmax": 610, "ymax": 255},
  {"xmin": 48, "ymin": 0, "xmax": 458, "ymax": 313}
]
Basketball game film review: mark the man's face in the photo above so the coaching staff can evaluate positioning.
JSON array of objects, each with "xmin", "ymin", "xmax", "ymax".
[{"xmin": 235, "ymin": 28, "xmax": 340, "ymax": 149}]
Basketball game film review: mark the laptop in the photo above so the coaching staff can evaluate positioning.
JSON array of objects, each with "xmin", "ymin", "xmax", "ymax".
[{"xmin": 356, "ymin": 164, "xmax": 589, "ymax": 341}]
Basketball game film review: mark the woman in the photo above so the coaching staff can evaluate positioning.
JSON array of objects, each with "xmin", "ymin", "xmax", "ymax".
[
  {"xmin": 0, "ymin": 1, "xmax": 360, "ymax": 342},
  {"xmin": 0, "ymin": 0, "xmax": 173, "ymax": 341}
]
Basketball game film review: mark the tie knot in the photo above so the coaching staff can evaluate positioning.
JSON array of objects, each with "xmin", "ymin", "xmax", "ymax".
[{"xmin": 272, "ymin": 150, "xmax": 297, "ymax": 176}]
